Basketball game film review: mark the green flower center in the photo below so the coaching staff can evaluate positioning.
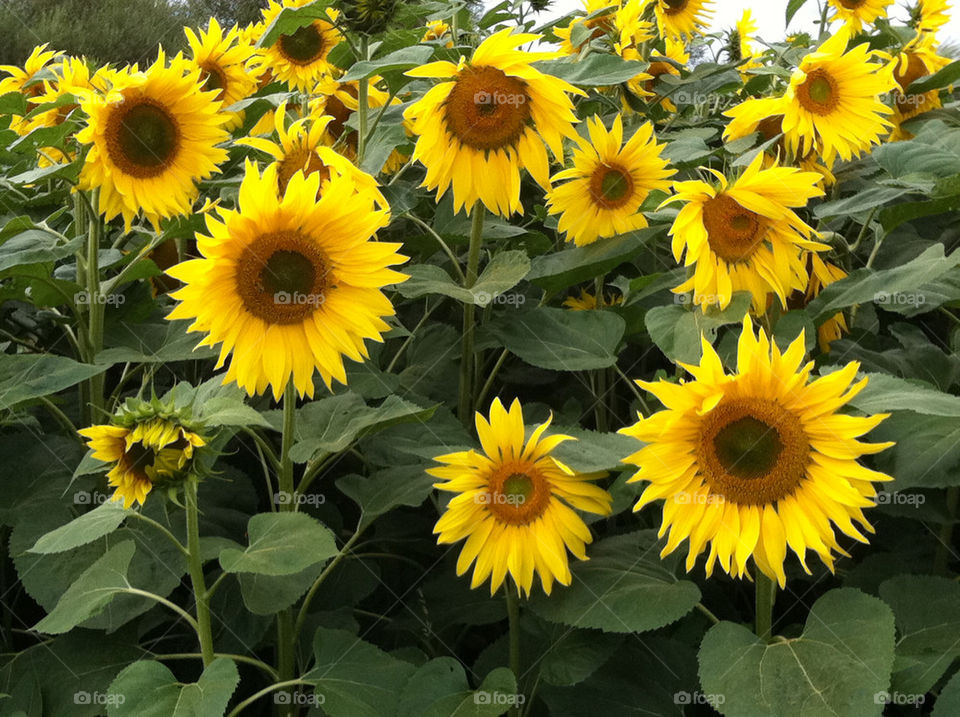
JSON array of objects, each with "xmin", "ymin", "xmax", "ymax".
[
  {"xmin": 107, "ymin": 99, "xmax": 180, "ymax": 178},
  {"xmin": 261, "ymin": 250, "xmax": 316, "ymax": 297},
  {"xmin": 713, "ymin": 417, "xmax": 783, "ymax": 480},
  {"xmin": 279, "ymin": 23, "xmax": 326, "ymax": 65},
  {"xmin": 501, "ymin": 473, "xmax": 533, "ymax": 504}
]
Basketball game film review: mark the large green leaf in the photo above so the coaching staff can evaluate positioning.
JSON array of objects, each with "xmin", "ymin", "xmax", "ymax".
[
  {"xmin": 29, "ymin": 501, "xmax": 130, "ymax": 554},
  {"xmin": 219, "ymin": 512, "xmax": 338, "ymax": 576},
  {"xmin": 645, "ymin": 292, "xmax": 752, "ymax": 364},
  {"xmin": 0, "ymin": 228, "xmax": 80, "ymax": 272},
  {"xmin": 528, "ymin": 531, "xmax": 701, "ymax": 633},
  {"xmin": 256, "ymin": 0, "xmax": 334, "ymax": 47},
  {"xmin": 98, "ymin": 319, "xmax": 218, "ymax": 364},
  {"xmin": 840, "ymin": 371, "xmax": 960, "ymax": 417},
  {"xmin": 398, "ymin": 660, "xmax": 519, "ymax": 717},
  {"xmin": 934, "ymin": 670, "xmax": 960, "ymax": 716},
  {"xmin": 0, "ymin": 354, "xmax": 107, "ymax": 407},
  {"xmin": 698, "ymin": 588, "xmax": 895, "ymax": 717},
  {"xmin": 535, "ymin": 55, "xmax": 648, "ymax": 86},
  {"xmin": 337, "ymin": 464, "xmax": 435, "ymax": 532},
  {"xmin": 106, "ymin": 658, "xmax": 239, "ymax": 717},
  {"xmin": 396, "ymin": 250, "xmax": 530, "ymax": 305},
  {"xmin": 343, "ymin": 45, "xmax": 435, "ymax": 82}
]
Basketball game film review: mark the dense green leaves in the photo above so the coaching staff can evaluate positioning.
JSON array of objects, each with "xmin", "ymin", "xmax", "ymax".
[
  {"xmin": 0, "ymin": 354, "xmax": 107, "ymax": 406},
  {"xmin": 106, "ymin": 658, "xmax": 239, "ymax": 717},
  {"xmin": 219, "ymin": 513, "xmax": 338, "ymax": 576},
  {"xmin": 29, "ymin": 501, "xmax": 130, "ymax": 554}
]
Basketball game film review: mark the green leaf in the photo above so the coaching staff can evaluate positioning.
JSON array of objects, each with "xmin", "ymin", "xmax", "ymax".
[
  {"xmin": 879, "ymin": 575, "xmax": 960, "ymax": 695},
  {"xmin": 34, "ymin": 540, "xmax": 136, "ymax": 635},
  {"xmin": 219, "ymin": 512, "xmax": 337, "ymax": 576},
  {"xmin": 106, "ymin": 658, "xmax": 239, "ymax": 717},
  {"xmin": 338, "ymin": 465, "xmax": 435, "ymax": 532},
  {"xmin": 0, "ymin": 354, "xmax": 107, "ymax": 406},
  {"xmin": 645, "ymin": 293, "xmax": 752, "ymax": 364},
  {"xmin": 238, "ymin": 562, "xmax": 325, "ymax": 615},
  {"xmin": 786, "ymin": 0, "xmax": 810, "ymax": 27},
  {"xmin": 342, "ymin": 45, "xmax": 435, "ymax": 82},
  {"xmin": 305, "ymin": 628, "xmax": 416, "ymax": 717},
  {"xmin": 814, "ymin": 186, "xmax": 905, "ymax": 218},
  {"xmin": 0, "ymin": 91, "xmax": 27, "ymax": 115},
  {"xmin": 934, "ymin": 669, "xmax": 960, "ymax": 716},
  {"xmin": 422, "ymin": 668, "xmax": 519, "ymax": 717},
  {"xmin": 526, "ymin": 227, "xmax": 664, "ymax": 292},
  {"xmin": 397, "ymin": 660, "xmax": 519, "ymax": 717},
  {"xmin": 841, "ymin": 372, "xmax": 960, "ymax": 417},
  {"xmin": 0, "ymin": 228, "xmax": 81, "ymax": 272},
  {"xmin": 98, "ymin": 319, "xmax": 218, "ymax": 364},
  {"xmin": 486, "ymin": 306, "xmax": 625, "ymax": 371},
  {"xmin": 698, "ymin": 588, "xmax": 895, "ymax": 717},
  {"xmin": 285, "ymin": 392, "xmax": 437, "ymax": 463},
  {"xmin": 396, "ymin": 250, "xmax": 530, "ymax": 305},
  {"xmin": 29, "ymin": 501, "xmax": 129, "ymax": 554},
  {"xmin": 539, "ymin": 630, "xmax": 623, "ymax": 687},
  {"xmin": 528, "ymin": 532, "xmax": 701, "ymax": 633},
  {"xmin": 550, "ymin": 427, "xmax": 636, "ymax": 473},
  {"xmin": 256, "ymin": 0, "xmax": 335, "ymax": 48},
  {"xmin": 909, "ymin": 59, "xmax": 960, "ymax": 94},
  {"xmin": 535, "ymin": 55, "xmax": 648, "ymax": 86}
]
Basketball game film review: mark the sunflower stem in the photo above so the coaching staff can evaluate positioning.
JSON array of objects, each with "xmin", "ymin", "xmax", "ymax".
[
  {"xmin": 754, "ymin": 572, "xmax": 776, "ymax": 643},
  {"xmin": 356, "ymin": 35, "xmax": 370, "ymax": 164},
  {"xmin": 276, "ymin": 378, "xmax": 298, "ymax": 713},
  {"xmin": 184, "ymin": 478, "xmax": 215, "ymax": 667},
  {"xmin": 934, "ymin": 487, "xmax": 959, "ymax": 574},
  {"xmin": 505, "ymin": 581, "xmax": 523, "ymax": 717},
  {"xmin": 458, "ymin": 204, "xmax": 485, "ymax": 426},
  {"xmin": 84, "ymin": 190, "xmax": 105, "ymax": 424}
]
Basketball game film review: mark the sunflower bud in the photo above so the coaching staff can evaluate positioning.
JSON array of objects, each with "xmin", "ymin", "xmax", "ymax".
[{"xmin": 337, "ymin": 0, "xmax": 398, "ymax": 35}]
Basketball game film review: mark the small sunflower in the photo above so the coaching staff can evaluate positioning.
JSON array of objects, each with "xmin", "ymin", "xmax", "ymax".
[
  {"xmin": 828, "ymin": 0, "xmax": 894, "ymax": 31},
  {"xmin": 431, "ymin": 398, "xmax": 613, "ymax": 596},
  {"xmin": 781, "ymin": 27, "xmax": 894, "ymax": 163},
  {"xmin": 615, "ymin": 0, "xmax": 658, "ymax": 49},
  {"xmin": 185, "ymin": 17, "xmax": 259, "ymax": 131},
  {"xmin": 422, "ymin": 20, "xmax": 454, "ymax": 48},
  {"xmin": 338, "ymin": 0, "xmax": 397, "ymax": 34},
  {"xmin": 889, "ymin": 32, "xmax": 952, "ymax": 137},
  {"xmin": 0, "ymin": 44, "xmax": 61, "ymax": 133},
  {"xmin": 563, "ymin": 288, "xmax": 623, "ymax": 310},
  {"xmin": 662, "ymin": 153, "xmax": 826, "ymax": 311},
  {"xmin": 238, "ymin": 101, "xmax": 387, "ymax": 207},
  {"xmin": 807, "ymin": 254, "xmax": 848, "ymax": 352},
  {"xmin": 546, "ymin": 115, "xmax": 674, "ymax": 246},
  {"xmin": 653, "ymin": 0, "xmax": 712, "ymax": 41},
  {"xmin": 622, "ymin": 38, "xmax": 688, "ymax": 111},
  {"xmin": 733, "ymin": 10, "xmax": 762, "ymax": 73},
  {"xmin": 914, "ymin": 0, "xmax": 952, "ymax": 35},
  {"xmin": 620, "ymin": 316, "xmax": 894, "ymax": 586},
  {"xmin": 79, "ymin": 416, "xmax": 205, "ymax": 508},
  {"xmin": 166, "ymin": 160, "xmax": 407, "ymax": 400},
  {"xmin": 554, "ymin": 0, "xmax": 619, "ymax": 55},
  {"xmin": 76, "ymin": 51, "xmax": 229, "ymax": 230},
  {"xmin": 249, "ymin": 0, "xmax": 342, "ymax": 92}
]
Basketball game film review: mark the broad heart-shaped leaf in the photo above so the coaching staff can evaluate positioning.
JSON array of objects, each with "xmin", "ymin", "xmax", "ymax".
[
  {"xmin": 0, "ymin": 354, "xmax": 107, "ymax": 407},
  {"xmin": 341, "ymin": 45, "xmax": 434, "ymax": 82},
  {"xmin": 550, "ymin": 427, "xmax": 637, "ymax": 473},
  {"xmin": 485, "ymin": 306, "xmax": 625, "ymax": 371},
  {"xmin": 867, "ymin": 410, "xmax": 960, "ymax": 489},
  {"xmin": 807, "ymin": 244, "xmax": 960, "ymax": 320},
  {"xmin": 872, "ymin": 120, "xmax": 960, "ymax": 179},
  {"xmin": 281, "ymin": 392, "xmax": 437, "ymax": 463},
  {"xmin": 934, "ymin": 669, "xmax": 960, "ymax": 716},
  {"xmin": 29, "ymin": 501, "xmax": 129, "ymax": 554},
  {"xmin": 256, "ymin": 0, "xmax": 334, "ymax": 47},
  {"xmin": 219, "ymin": 512, "xmax": 337, "ymax": 576},
  {"xmin": 538, "ymin": 629, "xmax": 623, "ymax": 687},
  {"xmin": 304, "ymin": 628, "xmax": 416, "ymax": 717},
  {"xmin": 535, "ymin": 55, "xmax": 648, "ymax": 86},
  {"xmin": 238, "ymin": 561, "xmax": 325, "ymax": 615},
  {"xmin": 838, "ymin": 371, "xmax": 960, "ymax": 417},
  {"xmin": 337, "ymin": 464, "xmax": 435, "ymax": 532},
  {"xmin": 396, "ymin": 250, "xmax": 530, "ymax": 305},
  {"xmin": 645, "ymin": 292, "xmax": 752, "ymax": 364},
  {"xmin": 397, "ymin": 660, "xmax": 519, "ymax": 717},
  {"xmin": 98, "ymin": 319, "xmax": 217, "ymax": 364},
  {"xmin": 526, "ymin": 227, "xmax": 665, "ymax": 292},
  {"xmin": 528, "ymin": 531, "xmax": 701, "ymax": 633},
  {"xmin": 106, "ymin": 657, "xmax": 239, "ymax": 717},
  {"xmin": 0, "ymin": 228, "xmax": 81, "ymax": 271},
  {"xmin": 33, "ymin": 540, "xmax": 136, "ymax": 634},
  {"xmin": 698, "ymin": 588, "xmax": 896, "ymax": 717},
  {"xmin": 879, "ymin": 575, "xmax": 960, "ymax": 695}
]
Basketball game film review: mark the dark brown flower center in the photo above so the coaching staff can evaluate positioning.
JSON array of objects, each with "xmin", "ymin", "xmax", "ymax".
[
  {"xmin": 444, "ymin": 65, "xmax": 532, "ymax": 152},
  {"xmin": 106, "ymin": 98, "xmax": 181, "ymax": 178}
]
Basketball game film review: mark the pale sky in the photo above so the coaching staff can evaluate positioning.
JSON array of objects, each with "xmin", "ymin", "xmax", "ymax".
[{"xmin": 517, "ymin": 0, "xmax": 960, "ymax": 44}]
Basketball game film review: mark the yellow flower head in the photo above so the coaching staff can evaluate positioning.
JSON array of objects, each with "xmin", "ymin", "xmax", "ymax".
[
  {"xmin": 547, "ymin": 115, "xmax": 674, "ymax": 246},
  {"xmin": 889, "ymin": 31, "xmax": 952, "ymax": 135},
  {"xmin": 563, "ymin": 288, "xmax": 623, "ymax": 310},
  {"xmin": 422, "ymin": 20, "xmax": 454, "ymax": 48},
  {"xmin": 554, "ymin": 0, "xmax": 620, "ymax": 55},
  {"xmin": 615, "ymin": 0, "xmax": 658, "ymax": 48},
  {"xmin": 915, "ymin": 0, "xmax": 953, "ymax": 35},
  {"xmin": 79, "ymin": 417, "xmax": 205, "ymax": 508},
  {"xmin": 0, "ymin": 43, "xmax": 60, "ymax": 105},
  {"xmin": 662, "ymin": 153, "xmax": 827, "ymax": 312},
  {"xmin": 403, "ymin": 29, "xmax": 584, "ymax": 217},
  {"xmin": 827, "ymin": 0, "xmax": 894, "ymax": 32},
  {"xmin": 75, "ymin": 50, "xmax": 229, "ymax": 231},
  {"xmin": 620, "ymin": 316, "xmax": 894, "ymax": 587},
  {"xmin": 653, "ymin": 0, "xmax": 712, "ymax": 41},
  {"xmin": 806, "ymin": 254, "xmax": 848, "ymax": 352},
  {"xmin": 431, "ymin": 398, "xmax": 613, "ymax": 596},
  {"xmin": 166, "ymin": 160, "xmax": 408, "ymax": 400}
]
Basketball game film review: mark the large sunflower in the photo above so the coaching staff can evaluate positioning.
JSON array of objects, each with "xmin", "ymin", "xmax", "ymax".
[
  {"xmin": 889, "ymin": 32, "xmax": 952, "ymax": 137},
  {"xmin": 431, "ymin": 398, "xmax": 613, "ymax": 596},
  {"xmin": 653, "ymin": 0, "xmax": 712, "ymax": 41},
  {"xmin": 620, "ymin": 316, "xmax": 894, "ymax": 586},
  {"xmin": 828, "ymin": 0, "xmax": 894, "ymax": 31},
  {"xmin": 185, "ymin": 17, "xmax": 258, "ymax": 131},
  {"xmin": 79, "ymin": 417, "xmax": 205, "ymax": 508},
  {"xmin": 781, "ymin": 27, "xmax": 894, "ymax": 163},
  {"xmin": 663, "ymin": 153, "xmax": 826, "ymax": 311},
  {"xmin": 546, "ymin": 114, "xmax": 674, "ymax": 246},
  {"xmin": 76, "ymin": 51, "xmax": 229, "ymax": 230},
  {"xmin": 166, "ymin": 161, "xmax": 407, "ymax": 400},
  {"xmin": 249, "ymin": 0, "xmax": 342, "ymax": 92},
  {"xmin": 404, "ymin": 29, "xmax": 583, "ymax": 217},
  {"xmin": 0, "ymin": 44, "xmax": 61, "ymax": 133}
]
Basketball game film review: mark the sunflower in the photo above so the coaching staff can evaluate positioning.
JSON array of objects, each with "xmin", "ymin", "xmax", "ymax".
[
  {"xmin": 828, "ymin": 0, "xmax": 894, "ymax": 31},
  {"xmin": 889, "ymin": 32, "xmax": 952, "ymax": 137},
  {"xmin": 431, "ymin": 398, "xmax": 613, "ymax": 596},
  {"xmin": 404, "ymin": 29, "xmax": 583, "ymax": 217},
  {"xmin": 734, "ymin": 10, "xmax": 762, "ymax": 73},
  {"xmin": 622, "ymin": 37, "xmax": 688, "ymax": 111},
  {"xmin": 185, "ymin": 17, "xmax": 258, "ymax": 131},
  {"xmin": 914, "ymin": 0, "xmax": 952, "ymax": 35},
  {"xmin": 79, "ymin": 417, "xmax": 205, "ymax": 508},
  {"xmin": 563, "ymin": 288, "xmax": 623, "ymax": 310},
  {"xmin": 620, "ymin": 316, "xmax": 894, "ymax": 586},
  {"xmin": 807, "ymin": 254, "xmax": 848, "ymax": 352},
  {"xmin": 76, "ymin": 51, "xmax": 229, "ymax": 230},
  {"xmin": 546, "ymin": 115, "xmax": 674, "ymax": 246},
  {"xmin": 615, "ymin": 0, "xmax": 657, "ymax": 49},
  {"xmin": 166, "ymin": 160, "xmax": 407, "ymax": 400},
  {"xmin": 662, "ymin": 153, "xmax": 827, "ymax": 311},
  {"xmin": 248, "ymin": 0, "xmax": 342, "ymax": 92},
  {"xmin": 237, "ymin": 101, "xmax": 387, "ymax": 207},
  {"xmin": 554, "ymin": 0, "xmax": 619, "ymax": 55},
  {"xmin": 0, "ymin": 44, "xmax": 61, "ymax": 133},
  {"xmin": 781, "ymin": 26, "xmax": 894, "ymax": 163},
  {"xmin": 653, "ymin": 0, "xmax": 712, "ymax": 41},
  {"xmin": 422, "ymin": 20, "xmax": 454, "ymax": 48}
]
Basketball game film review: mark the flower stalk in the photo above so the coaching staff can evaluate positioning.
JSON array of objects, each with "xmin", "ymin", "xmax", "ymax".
[{"xmin": 458, "ymin": 204, "xmax": 485, "ymax": 425}]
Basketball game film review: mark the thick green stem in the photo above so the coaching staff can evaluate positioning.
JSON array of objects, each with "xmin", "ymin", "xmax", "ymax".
[
  {"xmin": 935, "ymin": 487, "xmax": 959, "ymax": 574},
  {"xmin": 276, "ymin": 379, "xmax": 298, "ymax": 713},
  {"xmin": 84, "ymin": 191, "xmax": 104, "ymax": 422},
  {"xmin": 458, "ymin": 205, "xmax": 485, "ymax": 426},
  {"xmin": 755, "ymin": 572, "xmax": 776, "ymax": 643},
  {"xmin": 185, "ymin": 479, "xmax": 215, "ymax": 667},
  {"xmin": 505, "ymin": 582, "xmax": 522, "ymax": 717},
  {"xmin": 356, "ymin": 36, "xmax": 369, "ymax": 164}
]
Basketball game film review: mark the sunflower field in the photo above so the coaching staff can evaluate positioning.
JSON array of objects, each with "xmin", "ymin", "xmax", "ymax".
[{"xmin": 2, "ymin": 0, "xmax": 960, "ymax": 714}]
